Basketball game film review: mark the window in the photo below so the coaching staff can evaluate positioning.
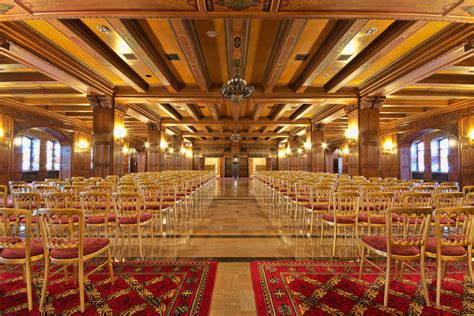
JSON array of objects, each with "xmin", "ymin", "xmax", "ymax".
[
  {"xmin": 411, "ymin": 141, "xmax": 425, "ymax": 172},
  {"xmin": 21, "ymin": 136, "xmax": 40, "ymax": 171},
  {"xmin": 431, "ymin": 137, "xmax": 449, "ymax": 173},
  {"xmin": 46, "ymin": 140, "xmax": 61, "ymax": 170}
]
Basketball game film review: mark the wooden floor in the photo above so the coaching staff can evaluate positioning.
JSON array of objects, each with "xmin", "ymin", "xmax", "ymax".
[{"xmin": 112, "ymin": 178, "xmax": 359, "ymax": 315}]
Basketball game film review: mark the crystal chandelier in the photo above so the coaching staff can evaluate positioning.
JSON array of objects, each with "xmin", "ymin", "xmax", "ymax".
[{"xmin": 221, "ymin": 75, "xmax": 254, "ymax": 105}]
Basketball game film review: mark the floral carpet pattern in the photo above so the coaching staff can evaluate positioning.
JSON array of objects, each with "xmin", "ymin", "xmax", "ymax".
[
  {"xmin": 251, "ymin": 260, "xmax": 473, "ymax": 315},
  {"xmin": 0, "ymin": 261, "xmax": 217, "ymax": 315}
]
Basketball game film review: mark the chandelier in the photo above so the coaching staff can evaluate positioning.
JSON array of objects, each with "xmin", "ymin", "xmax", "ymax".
[
  {"xmin": 221, "ymin": 75, "xmax": 254, "ymax": 105},
  {"xmin": 230, "ymin": 134, "xmax": 242, "ymax": 142}
]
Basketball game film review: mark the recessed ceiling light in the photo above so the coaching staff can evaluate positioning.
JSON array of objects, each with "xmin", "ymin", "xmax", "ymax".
[
  {"xmin": 206, "ymin": 30, "xmax": 217, "ymax": 38},
  {"xmin": 97, "ymin": 25, "xmax": 111, "ymax": 34},
  {"xmin": 145, "ymin": 74, "xmax": 152, "ymax": 78},
  {"xmin": 365, "ymin": 27, "xmax": 377, "ymax": 35},
  {"xmin": 322, "ymin": 74, "xmax": 328, "ymax": 78}
]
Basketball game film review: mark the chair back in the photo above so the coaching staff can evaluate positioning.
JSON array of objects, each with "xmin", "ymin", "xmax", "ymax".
[
  {"xmin": 431, "ymin": 207, "xmax": 474, "ymax": 254},
  {"xmin": 433, "ymin": 192, "xmax": 464, "ymax": 208},
  {"xmin": 70, "ymin": 176, "xmax": 85, "ymax": 182},
  {"xmin": 34, "ymin": 185, "xmax": 59, "ymax": 196},
  {"xmin": 13, "ymin": 192, "xmax": 41, "ymax": 211},
  {"xmin": 0, "ymin": 208, "xmax": 39, "ymax": 259},
  {"xmin": 333, "ymin": 191, "xmax": 360, "ymax": 216},
  {"xmin": 364, "ymin": 192, "xmax": 394, "ymax": 213},
  {"xmin": 8, "ymin": 181, "xmax": 27, "ymax": 194},
  {"xmin": 401, "ymin": 192, "xmax": 432, "ymax": 207},
  {"xmin": 37, "ymin": 208, "xmax": 85, "ymax": 259},
  {"xmin": 112, "ymin": 192, "xmax": 142, "ymax": 219},
  {"xmin": 11, "ymin": 184, "xmax": 33, "ymax": 193},
  {"xmin": 117, "ymin": 185, "xmax": 139, "ymax": 193},
  {"xmin": 80, "ymin": 191, "xmax": 112, "ymax": 219},
  {"xmin": 43, "ymin": 192, "xmax": 73, "ymax": 208},
  {"xmin": 140, "ymin": 185, "xmax": 161, "ymax": 205},
  {"xmin": 386, "ymin": 207, "xmax": 432, "ymax": 253},
  {"xmin": 463, "ymin": 186, "xmax": 474, "ymax": 196}
]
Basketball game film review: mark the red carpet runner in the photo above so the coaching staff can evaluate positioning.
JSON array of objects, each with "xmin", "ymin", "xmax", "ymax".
[
  {"xmin": 0, "ymin": 261, "xmax": 217, "ymax": 315},
  {"xmin": 251, "ymin": 261, "xmax": 473, "ymax": 315}
]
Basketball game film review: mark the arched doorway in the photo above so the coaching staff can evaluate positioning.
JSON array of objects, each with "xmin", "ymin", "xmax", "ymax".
[
  {"xmin": 399, "ymin": 128, "xmax": 459, "ymax": 182},
  {"xmin": 12, "ymin": 127, "xmax": 72, "ymax": 181}
]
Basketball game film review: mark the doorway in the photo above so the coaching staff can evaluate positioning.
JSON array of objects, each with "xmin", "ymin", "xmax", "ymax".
[{"xmin": 204, "ymin": 157, "xmax": 223, "ymax": 177}]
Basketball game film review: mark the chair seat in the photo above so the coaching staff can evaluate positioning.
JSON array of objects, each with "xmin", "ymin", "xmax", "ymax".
[
  {"xmin": 1, "ymin": 239, "xmax": 44, "ymax": 259},
  {"xmin": 322, "ymin": 214, "xmax": 356, "ymax": 224},
  {"xmin": 0, "ymin": 214, "xmax": 18, "ymax": 222},
  {"xmin": 50, "ymin": 237, "xmax": 109, "ymax": 259},
  {"xmin": 425, "ymin": 237, "xmax": 467, "ymax": 256},
  {"xmin": 358, "ymin": 212, "xmax": 385, "ymax": 224},
  {"xmin": 20, "ymin": 216, "xmax": 38, "ymax": 224},
  {"xmin": 361, "ymin": 235, "xmax": 420, "ymax": 256},
  {"xmin": 52, "ymin": 214, "xmax": 80, "ymax": 225},
  {"xmin": 119, "ymin": 213, "xmax": 153, "ymax": 224},
  {"xmin": 145, "ymin": 203, "xmax": 171, "ymax": 211},
  {"xmin": 86, "ymin": 213, "xmax": 116, "ymax": 224},
  {"xmin": 303, "ymin": 204, "xmax": 329, "ymax": 211},
  {"xmin": 430, "ymin": 216, "xmax": 454, "ymax": 224},
  {"xmin": 0, "ymin": 236, "xmax": 22, "ymax": 247}
]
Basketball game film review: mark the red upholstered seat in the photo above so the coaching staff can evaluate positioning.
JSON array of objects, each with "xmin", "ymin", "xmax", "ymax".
[
  {"xmin": 358, "ymin": 212, "xmax": 386, "ymax": 224},
  {"xmin": 50, "ymin": 237, "xmax": 109, "ymax": 259},
  {"xmin": 20, "ymin": 216, "xmax": 38, "ymax": 224},
  {"xmin": 86, "ymin": 213, "xmax": 116, "ymax": 224},
  {"xmin": 425, "ymin": 237, "xmax": 467, "ymax": 256},
  {"xmin": 322, "ymin": 214, "xmax": 356, "ymax": 224},
  {"xmin": 430, "ymin": 216, "xmax": 454, "ymax": 224},
  {"xmin": 51, "ymin": 214, "xmax": 80, "ymax": 225},
  {"xmin": 1, "ymin": 239, "xmax": 44, "ymax": 259},
  {"xmin": 163, "ymin": 198, "xmax": 176, "ymax": 202},
  {"xmin": 0, "ymin": 214, "xmax": 18, "ymax": 221},
  {"xmin": 119, "ymin": 213, "xmax": 152, "ymax": 224},
  {"xmin": 361, "ymin": 235, "xmax": 420, "ymax": 256},
  {"xmin": 303, "ymin": 204, "xmax": 329, "ymax": 210},
  {"xmin": 145, "ymin": 203, "xmax": 171, "ymax": 211},
  {"xmin": 0, "ymin": 236, "xmax": 22, "ymax": 247}
]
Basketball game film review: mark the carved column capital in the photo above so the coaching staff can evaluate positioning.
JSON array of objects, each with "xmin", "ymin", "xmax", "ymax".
[
  {"xmin": 147, "ymin": 122, "xmax": 161, "ymax": 131},
  {"xmin": 311, "ymin": 123, "xmax": 326, "ymax": 132},
  {"xmin": 87, "ymin": 95, "xmax": 114, "ymax": 109},
  {"xmin": 344, "ymin": 103, "xmax": 358, "ymax": 114},
  {"xmin": 359, "ymin": 96, "xmax": 386, "ymax": 110}
]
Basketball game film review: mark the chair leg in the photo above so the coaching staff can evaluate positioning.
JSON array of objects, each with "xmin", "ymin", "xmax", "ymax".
[
  {"xmin": 24, "ymin": 263, "xmax": 33, "ymax": 311},
  {"xmin": 384, "ymin": 256, "xmax": 391, "ymax": 306},
  {"xmin": 436, "ymin": 257, "xmax": 442, "ymax": 306},
  {"xmin": 39, "ymin": 258, "xmax": 50, "ymax": 311},
  {"xmin": 332, "ymin": 225, "xmax": 337, "ymax": 257},
  {"xmin": 420, "ymin": 255, "xmax": 430, "ymax": 306},
  {"xmin": 358, "ymin": 245, "xmax": 365, "ymax": 279},
  {"xmin": 468, "ymin": 247, "xmax": 474, "ymax": 285},
  {"xmin": 107, "ymin": 247, "xmax": 115, "ymax": 285},
  {"xmin": 138, "ymin": 224, "xmax": 143, "ymax": 258},
  {"xmin": 78, "ymin": 262, "xmax": 85, "ymax": 313}
]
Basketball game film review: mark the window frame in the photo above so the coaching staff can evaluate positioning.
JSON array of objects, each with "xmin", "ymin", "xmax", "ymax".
[
  {"xmin": 432, "ymin": 137, "xmax": 449, "ymax": 173},
  {"xmin": 411, "ymin": 141, "xmax": 425, "ymax": 172},
  {"xmin": 21, "ymin": 136, "xmax": 40, "ymax": 172}
]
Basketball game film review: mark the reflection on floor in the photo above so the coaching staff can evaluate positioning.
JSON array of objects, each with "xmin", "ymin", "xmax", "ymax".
[{"xmin": 112, "ymin": 178, "xmax": 359, "ymax": 315}]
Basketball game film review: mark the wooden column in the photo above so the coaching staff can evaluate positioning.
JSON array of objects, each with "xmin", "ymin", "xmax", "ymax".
[
  {"xmin": 146, "ymin": 123, "xmax": 161, "ymax": 172},
  {"xmin": 70, "ymin": 130, "xmax": 92, "ymax": 178},
  {"xmin": 311, "ymin": 124, "xmax": 325, "ymax": 172},
  {"xmin": 171, "ymin": 135, "xmax": 183, "ymax": 170},
  {"xmin": 0, "ymin": 107, "xmax": 13, "ymax": 186},
  {"xmin": 89, "ymin": 96, "xmax": 126, "ymax": 177},
  {"xmin": 346, "ymin": 96, "xmax": 384, "ymax": 178}
]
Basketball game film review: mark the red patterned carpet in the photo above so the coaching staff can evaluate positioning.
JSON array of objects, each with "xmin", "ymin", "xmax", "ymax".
[
  {"xmin": 0, "ymin": 261, "xmax": 217, "ymax": 315},
  {"xmin": 251, "ymin": 261, "xmax": 473, "ymax": 315}
]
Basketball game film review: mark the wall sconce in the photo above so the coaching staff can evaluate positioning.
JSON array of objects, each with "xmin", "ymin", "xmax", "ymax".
[
  {"xmin": 382, "ymin": 139, "xmax": 396, "ymax": 153},
  {"xmin": 160, "ymin": 140, "xmax": 168, "ymax": 151},
  {"xmin": 169, "ymin": 147, "xmax": 174, "ymax": 154},
  {"xmin": 0, "ymin": 128, "xmax": 3, "ymax": 138},
  {"xmin": 144, "ymin": 142, "xmax": 150, "ymax": 149},
  {"xmin": 469, "ymin": 129, "xmax": 474, "ymax": 141},
  {"xmin": 341, "ymin": 146, "xmax": 349, "ymax": 156},
  {"xmin": 114, "ymin": 125, "xmax": 127, "ymax": 142},
  {"xmin": 76, "ymin": 139, "xmax": 90, "ymax": 152},
  {"xmin": 322, "ymin": 142, "xmax": 328, "ymax": 150},
  {"xmin": 345, "ymin": 127, "xmax": 358, "ymax": 143},
  {"xmin": 278, "ymin": 148, "xmax": 286, "ymax": 158},
  {"xmin": 180, "ymin": 147, "xmax": 187, "ymax": 155},
  {"xmin": 303, "ymin": 140, "xmax": 312, "ymax": 151},
  {"xmin": 14, "ymin": 137, "xmax": 22, "ymax": 146},
  {"xmin": 285, "ymin": 146, "xmax": 291, "ymax": 155},
  {"xmin": 297, "ymin": 148, "xmax": 303, "ymax": 155},
  {"xmin": 185, "ymin": 148, "xmax": 193, "ymax": 158},
  {"xmin": 122, "ymin": 146, "xmax": 129, "ymax": 155}
]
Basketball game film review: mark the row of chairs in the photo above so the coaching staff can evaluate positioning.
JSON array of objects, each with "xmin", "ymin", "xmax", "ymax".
[
  {"xmin": 0, "ymin": 170, "xmax": 216, "ymax": 312},
  {"xmin": 253, "ymin": 171, "xmax": 474, "ymax": 307}
]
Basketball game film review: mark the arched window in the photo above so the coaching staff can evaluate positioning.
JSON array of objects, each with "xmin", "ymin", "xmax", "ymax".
[
  {"xmin": 411, "ymin": 141, "xmax": 424, "ymax": 172},
  {"xmin": 21, "ymin": 136, "xmax": 40, "ymax": 171},
  {"xmin": 431, "ymin": 137, "xmax": 449, "ymax": 173},
  {"xmin": 46, "ymin": 140, "xmax": 61, "ymax": 170}
]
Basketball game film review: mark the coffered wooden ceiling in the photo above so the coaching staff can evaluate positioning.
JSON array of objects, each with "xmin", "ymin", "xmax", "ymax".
[{"xmin": 0, "ymin": 0, "xmax": 473, "ymax": 144}]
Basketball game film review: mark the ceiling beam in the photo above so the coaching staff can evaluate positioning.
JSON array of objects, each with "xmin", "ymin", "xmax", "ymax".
[
  {"xmin": 225, "ymin": 19, "xmax": 250, "ymax": 78},
  {"xmin": 231, "ymin": 102, "xmax": 242, "ymax": 121},
  {"xmin": 162, "ymin": 118, "xmax": 309, "ymax": 127},
  {"xmin": 108, "ymin": 19, "xmax": 180, "ymax": 93},
  {"xmin": 127, "ymin": 103, "xmax": 162, "ymax": 124},
  {"xmin": 0, "ymin": 72, "xmax": 56, "ymax": 84},
  {"xmin": 360, "ymin": 24, "xmax": 474, "ymax": 96},
  {"xmin": 206, "ymin": 104, "xmax": 220, "ymax": 121},
  {"xmin": 291, "ymin": 19, "xmax": 368, "ymax": 93},
  {"xmin": 184, "ymin": 131, "xmax": 290, "ymax": 138},
  {"xmin": 159, "ymin": 103, "xmax": 182, "ymax": 121},
  {"xmin": 262, "ymin": 19, "xmax": 306, "ymax": 93},
  {"xmin": 169, "ymin": 19, "xmax": 210, "ymax": 92},
  {"xmin": 49, "ymin": 19, "xmax": 149, "ymax": 93},
  {"xmin": 392, "ymin": 89, "xmax": 474, "ymax": 99},
  {"xmin": 184, "ymin": 125, "xmax": 197, "ymax": 133},
  {"xmin": 418, "ymin": 74, "xmax": 474, "ymax": 86},
  {"xmin": 270, "ymin": 103, "xmax": 293, "ymax": 121},
  {"xmin": 324, "ymin": 20, "xmax": 428, "ymax": 93},
  {"xmin": 311, "ymin": 104, "xmax": 347, "ymax": 125},
  {"xmin": 252, "ymin": 104, "xmax": 265, "ymax": 121},
  {"xmin": 289, "ymin": 103, "xmax": 313, "ymax": 121},
  {"xmin": 44, "ymin": 105, "xmax": 91, "ymax": 112},
  {"xmin": 179, "ymin": 103, "xmax": 203, "ymax": 121}
]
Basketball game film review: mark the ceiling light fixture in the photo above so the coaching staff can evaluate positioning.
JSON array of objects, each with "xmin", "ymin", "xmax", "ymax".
[
  {"xmin": 230, "ymin": 134, "xmax": 242, "ymax": 142},
  {"xmin": 97, "ymin": 25, "xmax": 111, "ymax": 34},
  {"xmin": 221, "ymin": 75, "xmax": 254, "ymax": 107},
  {"xmin": 365, "ymin": 27, "xmax": 378, "ymax": 35},
  {"xmin": 206, "ymin": 30, "xmax": 217, "ymax": 38}
]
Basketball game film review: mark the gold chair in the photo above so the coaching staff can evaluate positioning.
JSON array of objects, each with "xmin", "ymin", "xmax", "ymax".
[
  {"xmin": 433, "ymin": 192, "xmax": 464, "ymax": 208},
  {"xmin": 37, "ymin": 208, "xmax": 114, "ymax": 313},
  {"xmin": 401, "ymin": 192, "xmax": 432, "ymax": 207},
  {"xmin": 462, "ymin": 186, "xmax": 474, "ymax": 196},
  {"xmin": 112, "ymin": 192, "xmax": 152, "ymax": 257},
  {"xmin": 425, "ymin": 207, "xmax": 474, "ymax": 306},
  {"xmin": 359, "ymin": 207, "xmax": 432, "ymax": 306},
  {"xmin": 81, "ymin": 191, "xmax": 115, "ymax": 238},
  {"xmin": 13, "ymin": 192, "xmax": 41, "ymax": 236},
  {"xmin": 302, "ymin": 184, "xmax": 332, "ymax": 236},
  {"xmin": 358, "ymin": 192, "xmax": 394, "ymax": 236},
  {"xmin": 43, "ymin": 192, "xmax": 73, "ymax": 208},
  {"xmin": 140, "ymin": 185, "xmax": 172, "ymax": 237},
  {"xmin": 321, "ymin": 191, "xmax": 360, "ymax": 257},
  {"xmin": 0, "ymin": 208, "xmax": 44, "ymax": 311},
  {"xmin": 0, "ymin": 185, "xmax": 7, "ymax": 207},
  {"xmin": 8, "ymin": 181, "xmax": 27, "ymax": 193}
]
